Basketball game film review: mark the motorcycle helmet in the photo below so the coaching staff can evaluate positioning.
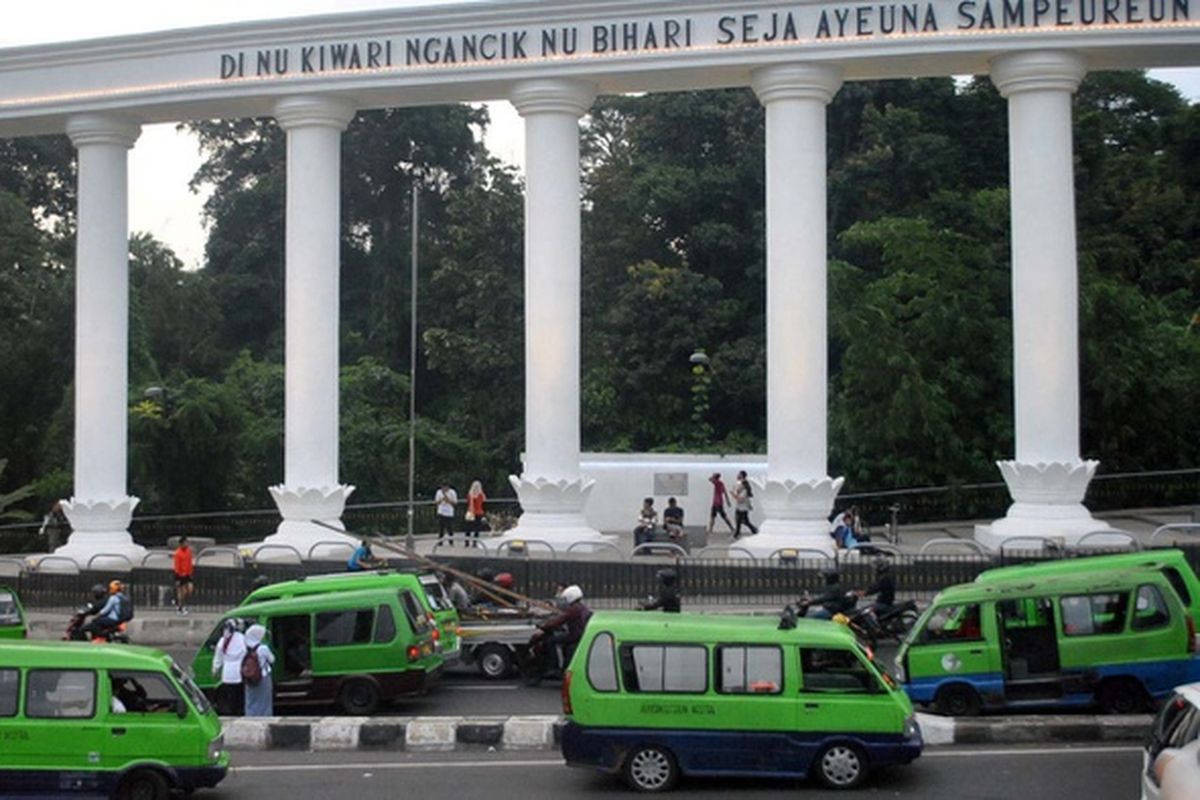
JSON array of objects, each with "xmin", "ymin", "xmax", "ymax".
[
  {"xmin": 656, "ymin": 569, "xmax": 677, "ymax": 587},
  {"xmin": 91, "ymin": 583, "xmax": 107, "ymax": 601},
  {"xmin": 820, "ymin": 566, "xmax": 840, "ymax": 585},
  {"xmin": 495, "ymin": 572, "xmax": 515, "ymax": 590},
  {"xmin": 561, "ymin": 585, "xmax": 584, "ymax": 604},
  {"xmin": 874, "ymin": 557, "xmax": 891, "ymax": 575},
  {"xmin": 108, "ymin": 580, "xmax": 124, "ymax": 594}
]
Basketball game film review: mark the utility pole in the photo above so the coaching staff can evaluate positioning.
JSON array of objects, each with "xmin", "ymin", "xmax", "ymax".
[{"xmin": 406, "ymin": 184, "xmax": 419, "ymax": 551}]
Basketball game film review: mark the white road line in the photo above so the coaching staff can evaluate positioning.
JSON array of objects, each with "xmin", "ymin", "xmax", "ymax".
[
  {"xmin": 444, "ymin": 684, "xmax": 521, "ymax": 690},
  {"xmin": 232, "ymin": 759, "xmax": 564, "ymax": 773},
  {"xmin": 925, "ymin": 745, "xmax": 1141, "ymax": 758}
]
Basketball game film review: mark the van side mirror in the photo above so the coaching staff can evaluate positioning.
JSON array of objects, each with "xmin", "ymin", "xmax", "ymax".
[{"xmin": 175, "ymin": 699, "xmax": 189, "ymax": 719}]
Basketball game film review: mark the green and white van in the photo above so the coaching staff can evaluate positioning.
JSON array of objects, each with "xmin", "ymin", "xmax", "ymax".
[
  {"xmin": 898, "ymin": 569, "xmax": 1200, "ymax": 715},
  {"xmin": 0, "ymin": 585, "xmax": 26, "ymax": 639},
  {"xmin": 561, "ymin": 611, "xmax": 921, "ymax": 791},
  {"xmin": 193, "ymin": 585, "xmax": 442, "ymax": 714},
  {"xmin": 0, "ymin": 641, "xmax": 227, "ymax": 799}
]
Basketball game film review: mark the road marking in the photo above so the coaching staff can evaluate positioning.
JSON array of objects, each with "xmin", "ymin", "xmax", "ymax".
[
  {"xmin": 444, "ymin": 684, "xmax": 521, "ymax": 690},
  {"xmin": 232, "ymin": 759, "xmax": 564, "ymax": 773},
  {"xmin": 925, "ymin": 745, "xmax": 1141, "ymax": 758}
]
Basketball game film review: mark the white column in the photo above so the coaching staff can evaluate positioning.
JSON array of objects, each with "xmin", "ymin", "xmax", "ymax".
[
  {"xmin": 265, "ymin": 95, "xmax": 358, "ymax": 556},
  {"xmin": 745, "ymin": 63, "xmax": 845, "ymax": 558},
  {"xmin": 504, "ymin": 78, "xmax": 606, "ymax": 546},
  {"xmin": 56, "ymin": 113, "xmax": 146, "ymax": 568},
  {"xmin": 976, "ymin": 51, "xmax": 1113, "ymax": 549}
]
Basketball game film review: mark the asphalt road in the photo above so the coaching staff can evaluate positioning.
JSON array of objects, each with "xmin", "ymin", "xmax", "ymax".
[{"xmin": 205, "ymin": 744, "xmax": 1142, "ymax": 799}]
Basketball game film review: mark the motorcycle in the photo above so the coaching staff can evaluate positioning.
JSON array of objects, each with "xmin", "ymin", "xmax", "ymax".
[
  {"xmin": 871, "ymin": 599, "xmax": 920, "ymax": 644},
  {"xmin": 64, "ymin": 606, "xmax": 130, "ymax": 644},
  {"xmin": 519, "ymin": 630, "xmax": 570, "ymax": 686},
  {"xmin": 794, "ymin": 592, "xmax": 875, "ymax": 646}
]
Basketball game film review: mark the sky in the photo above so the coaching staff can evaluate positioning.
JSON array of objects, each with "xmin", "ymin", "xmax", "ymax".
[{"xmin": 3, "ymin": 1, "xmax": 1198, "ymax": 269}]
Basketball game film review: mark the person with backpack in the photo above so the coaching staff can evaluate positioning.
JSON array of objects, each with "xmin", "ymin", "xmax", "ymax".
[
  {"xmin": 83, "ymin": 580, "xmax": 132, "ymax": 640},
  {"xmin": 211, "ymin": 619, "xmax": 246, "ymax": 716},
  {"xmin": 242, "ymin": 624, "xmax": 276, "ymax": 716},
  {"xmin": 732, "ymin": 470, "xmax": 758, "ymax": 539}
]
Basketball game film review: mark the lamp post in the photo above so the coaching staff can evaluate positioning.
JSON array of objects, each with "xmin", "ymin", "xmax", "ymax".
[{"xmin": 689, "ymin": 349, "xmax": 713, "ymax": 450}]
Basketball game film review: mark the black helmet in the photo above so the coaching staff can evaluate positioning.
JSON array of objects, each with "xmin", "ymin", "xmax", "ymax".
[
  {"xmin": 820, "ymin": 566, "xmax": 840, "ymax": 585},
  {"xmin": 874, "ymin": 557, "xmax": 891, "ymax": 575},
  {"xmin": 91, "ymin": 583, "xmax": 107, "ymax": 601},
  {"xmin": 656, "ymin": 569, "xmax": 677, "ymax": 586}
]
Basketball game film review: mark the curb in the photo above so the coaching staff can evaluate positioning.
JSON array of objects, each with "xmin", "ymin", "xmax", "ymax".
[{"xmin": 219, "ymin": 712, "xmax": 1150, "ymax": 751}]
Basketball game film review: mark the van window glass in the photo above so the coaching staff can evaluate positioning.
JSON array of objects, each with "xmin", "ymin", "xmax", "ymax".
[
  {"xmin": 801, "ymin": 648, "xmax": 880, "ymax": 693},
  {"xmin": 1132, "ymin": 585, "xmax": 1171, "ymax": 631},
  {"xmin": 399, "ymin": 591, "xmax": 431, "ymax": 633},
  {"xmin": 586, "ymin": 632, "xmax": 618, "ymax": 692},
  {"xmin": 374, "ymin": 603, "xmax": 397, "ymax": 643},
  {"xmin": 0, "ymin": 669, "xmax": 17, "ymax": 716},
  {"xmin": 26, "ymin": 670, "xmax": 95, "ymax": 718},
  {"xmin": 718, "ymin": 646, "xmax": 782, "ymax": 694},
  {"xmin": 919, "ymin": 604, "xmax": 983, "ymax": 643},
  {"xmin": 109, "ymin": 671, "xmax": 181, "ymax": 714},
  {"xmin": 1161, "ymin": 568, "xmax": 1192, "ymax": 607},
  {"xmin": 621, "ymin": 645, "xmax": 707, "ymax": 693},
  {"xmin": 315, "ymin": 609, "xmax": 375, "ymax": 646},
  {"xmin": 419, "ymin": 578, "xmax": 453, "ymax": 612},
  {"xmin": 1060, "ymin": 593, "xmax": 1129, "ymax": 636},
  {"xmin": 171, "ymin": 662, "xmax": 211, "ymax": 715},
  {"xmin": 0, "ymin": 591, "xmax": 18, "ymax": 625}
]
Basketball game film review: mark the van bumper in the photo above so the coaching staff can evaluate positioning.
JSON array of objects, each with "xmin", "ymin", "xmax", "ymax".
[{"xmin": 175, "ymin": 765, "xmax": 229, "ymax": 791}]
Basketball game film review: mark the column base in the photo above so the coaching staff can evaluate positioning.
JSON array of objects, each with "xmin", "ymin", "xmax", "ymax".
[
  {"xmin": 264, "ymin": 484, "xmax": 357, "ymax": 561},
  {"xmin": 55, "ymin": 497, "xmax": 146, "ymax": 570},
  {"xmin": 495, "ymin": 475, "xmax": 608, "ymax": 553},
  {"xmin": 974, "ymin": 460, "xmax": 1116, "ymax": 550},
  {"xmin": 740, "ymin": 476, "xmax": 845, "ymax": 558}
]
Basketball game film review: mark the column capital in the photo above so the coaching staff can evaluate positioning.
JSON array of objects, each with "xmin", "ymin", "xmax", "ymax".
[
  {"xmin": 990, "ymin": 50, "xmax": 1087, "ymax": 98},
  {"xmin": 273, "ymin": 94, "xmax": 356, "ymax": 131},
  {"xmin": 511, "ymin": 78, "xmax": 596, "ymax": 118},
  {"xmin": 65, "ymin": 113, "xmax": 140, "ymax": 149},
  {"xmin": 752, "ymin": 63, "xmax": 843, "ymax": 106}
]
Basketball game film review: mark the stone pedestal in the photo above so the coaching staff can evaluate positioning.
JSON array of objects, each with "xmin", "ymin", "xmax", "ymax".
[
  {"xmin": 264, "ymin": 485, "xmax": 358, "ymax": 558},
  {"xmin": 974, "ymin": 460, "xmax": 1115, "ymax": 549}
]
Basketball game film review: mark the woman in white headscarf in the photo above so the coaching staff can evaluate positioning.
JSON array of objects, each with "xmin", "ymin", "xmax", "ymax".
[
  {"xmin": 242, "ymin": 624, "xmax": 276, "ymax": 717},
  {"xmin": 211, "ymin": 619, "xmax": 246, "ymax": 716}
]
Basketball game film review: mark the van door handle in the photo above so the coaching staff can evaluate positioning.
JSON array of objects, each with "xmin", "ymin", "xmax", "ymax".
[
  {"xmin": 805, "ymin": 702, "xmax": 820, "ymax": 709},
  {"xmin": 111, "ymin": 728, "xmax": 126, "ymax": 736},
  {"xmin": 969, "ymin": 649, "xmax": 984, "ymax": 655}
]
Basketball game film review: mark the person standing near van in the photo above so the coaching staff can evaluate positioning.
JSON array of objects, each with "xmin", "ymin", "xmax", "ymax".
[
  {"xmin": 435, "ymin": 483, "xmax": 458, "ymax": 545},
  {"xmin": 707, "ymin": 473, "xmax": 735, "ymax": 535},
  {"xmin": 211, "ymin": 620, "xmax": 246, "ymax": 716},
  {"xmin": 732, "ymin": 470, "xmax": 758, "ymax": 539},
  {"xmin": 173, "ymin": 537, "xmax": 195, "ymax": 615},
  {"xmin": 242, "ymin": 624, "xmax": 276, "ymax": 717},
  {"xmin": 465, "ymin": 480, "xmax": 486, "ymax": 546}
]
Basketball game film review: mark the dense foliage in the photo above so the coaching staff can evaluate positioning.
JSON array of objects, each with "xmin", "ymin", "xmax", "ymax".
[{"xmin": 0, "ymin": 72, "xmax": 1196, "ymax": 516}]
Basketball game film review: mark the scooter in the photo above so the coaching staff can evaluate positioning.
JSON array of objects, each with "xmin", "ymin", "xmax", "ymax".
[
  {"xmin": 794, "ymin": 592, "xmax": 874, "ymax": 645},
  {"xmin": 64, "ymin": 606, "xmax": 130, "ymax": 644},
  {"xmin": 872, "ymin": 600, "xmax": 920, "ymax": 643}
]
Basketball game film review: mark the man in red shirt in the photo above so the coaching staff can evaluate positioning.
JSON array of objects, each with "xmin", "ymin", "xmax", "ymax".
[
  {"xmin": 708, "ymin": 473, "xmax": 735, "ymax": 535},
  {"xmin": 173, "ymin": 536, "xmax": 195, "ymax": 615}
]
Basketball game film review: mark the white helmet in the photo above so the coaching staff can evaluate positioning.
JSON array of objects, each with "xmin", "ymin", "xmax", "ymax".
[{"xmin": 561, "ymin": 585, "xmax": 584, "ymax": 604}]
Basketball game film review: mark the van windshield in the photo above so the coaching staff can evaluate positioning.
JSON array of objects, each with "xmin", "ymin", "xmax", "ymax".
[
  {"xmin": 171, "ymin": 661, "xmax": 212, "ymax": 715},
  {"xmin": 419, "ymin": 577, "xmax": 453, "ymax": 612},
  {"xmin": 0, "ymin": 592, "xmax": 18, "ymax": 625}
]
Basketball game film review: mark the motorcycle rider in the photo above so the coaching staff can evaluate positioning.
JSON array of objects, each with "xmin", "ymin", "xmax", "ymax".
[
  {"xmin": 859, "ymin": 558, "xmax": 897, "ymax": 615},
  {"xmin": 642, "ymin": 569, "xmax": 681, "ymax": 613},
  {"xmin": 83, "ymin": 580, "xmax": 131, "ymax": 640},
  {"xmin": 533, "ymin": 584, "xmax": 592, "ymax": 669},
  {"xmin": 69, "ymin": 584, "xmax": 109, "ymax": 640},
  {"xmin": 805, "ymin": 567, "xmax": 857, "ymax": 620}
]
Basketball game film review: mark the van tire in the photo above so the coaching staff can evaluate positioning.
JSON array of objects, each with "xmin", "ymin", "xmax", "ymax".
[
  {"xmin": 1097, "ymin": 678, "xmax": 1147, "ymax": 714},
  {"xmin": 477, "ymin": 644, "xmax": 515, "ymax": 679},
  {"xmin": 814, "ymin": 742, "xmax": 869, "ymax": 789},
  {"xmin": 623, "ymin": 744, "xmax": 679, "ymax": 792},
  {"xmin": 934, "ymin": 684, "xmax": 981, "ymax": 716},
  {"xmin": 118, "ymin": 768, "xmax": 170, "ymax": 800},
  {"xmin": 338, "ymin": 678, "xmax": 381, "ymax": 715}
]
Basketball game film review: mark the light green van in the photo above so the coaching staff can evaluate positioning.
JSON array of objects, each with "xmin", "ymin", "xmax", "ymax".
[
  {"xmin": 0, "ymin": 641, "xmax": 227, "ymax": 799},
  {"xmin": 898, "ymin": 569, "xmax": 1200, "ymax": 715},
  {"xmin": 561, "ymin": 611, "xmax": 921, "ymax": 791},
  {"xmin": 0, "ymin": 585, "xmax": 26, "ymax": 639},
  {"xmin": 242, "ymin": 569, "xmax": 461, "ymax": 663},
  {"xmin": 192, "ymin": 585, "xmax": 442, "ymax": 714}
]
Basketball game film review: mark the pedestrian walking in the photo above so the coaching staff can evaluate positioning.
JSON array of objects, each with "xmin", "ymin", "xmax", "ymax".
[
  {"xmin": 707, "ymin": 473, "xmax": 734, "ymax": 535},
  {"xmin": 465, "ymin": 480, "xmax": 487, "ymax": 547},
  {"xmin": 435, "ymin": 483, "xmax": 458, "ymax": 545},
  {"xmin": 211, "ymin": 620, "xmax": 246, "ymax": 716},
  {"xmin": 172, "ymin": 536, "xmax": 195, "ymax": 614},
  {"xmin": 242, "ymin": 624, "xmax": 276, "ymax": 717},
  {"xmin": 732, "ymin": 470, "xmax": 758, "ymax": 539}
]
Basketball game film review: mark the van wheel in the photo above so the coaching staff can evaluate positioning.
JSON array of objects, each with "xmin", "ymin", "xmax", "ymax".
[
  {"xmin": 119, "ymin": 769, "xmax": 170, "ymax": 800},
  {"xmin": 1098, "ymin": 678, "xmax": 1147, "ymax": 714},
  {"xmin": 814, "ymin": 742, "xmax": 869, "ymax": 789},
  {"xmin": 477, "ymin": 645, "xmax": 515, "ymax": 679},
  {"xmin": 934, "ymin": 684, "xmax": 981, "ymax": 716},
  {"xmin": 623, "ymin": 745, "xmax": 679, "ymax": 792},
  {"xmin": 338, "ymin": 678, "xmax": 381, "ymax": 715}
]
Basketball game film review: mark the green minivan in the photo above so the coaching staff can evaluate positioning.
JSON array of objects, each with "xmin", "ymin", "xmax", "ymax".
[
  {"xmin": 0, "ymin": 641, "xmax": 227, "ymax": 799},
  {"xmin": 898, "ymin": 569, "xmax": 1200, "ymax": 715},
  {"xmin": 242, "ymin": 569, "xmax": 461, "ymax": 664},
  {"xmin": 561, "ymin": 611, "xmax": 921, "ymax": 791},
  {"xmin": 0, "ymin": 585, "xmax": 27, "ymax": 639},
  {"xmin": 193, "ymin": 585, "xmax": 442, "ymax": 714}
]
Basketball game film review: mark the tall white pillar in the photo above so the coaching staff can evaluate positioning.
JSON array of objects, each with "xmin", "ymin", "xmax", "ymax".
[
  {"xmin": 57, "ymin": 113, "xmax": 146, "ymax": 568},
  {"xmin": 504, "ymin": 78, "xmax": 606, "ymax": 546},
  {"xmin": 746, "ymin": 64, "xmax": 845, "ymax": 558},
  {"xmin": 266, "ymin": 95, "xmax": 358, "ymax": 555},
  {"xmin": 976, "ymin": 51, "xmax": 1112, "ymax": 549}
]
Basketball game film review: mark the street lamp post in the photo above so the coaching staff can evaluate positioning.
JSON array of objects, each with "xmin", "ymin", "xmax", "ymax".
[{"xmin": 689, "ymin": 349, "xmax": 713, "ymax": 450}]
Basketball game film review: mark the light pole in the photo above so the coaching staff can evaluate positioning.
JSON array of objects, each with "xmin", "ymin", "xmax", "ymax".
[
  {"xmin": 689, "ymin": 349, "xmax": 713, "ymax": 450},
  {"xmin": 406, "ymin": 184, "xmax": 419, "ymax": 552}
]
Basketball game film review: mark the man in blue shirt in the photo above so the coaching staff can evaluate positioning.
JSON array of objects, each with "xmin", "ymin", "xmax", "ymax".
[
  {"xmin": 347, "ymin": 542, "xmax": 383, "ymax": 572},
  {"xmin": 83, "ymin": 580, "xmax": 129, "ymax": 639}
]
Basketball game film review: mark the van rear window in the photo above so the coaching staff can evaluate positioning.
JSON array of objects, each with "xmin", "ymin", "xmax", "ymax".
[
  {"xmin": 586, "ymin": 633, "xmax": 618, "ymax": 692},
  {"xmin": 400, "ymin": 591, "xmax": 431, "ymax": 634},
  {"xmin": 315, "ymin": 609, "xmax": 375, "ymax": 646},
  {"xmin": 0, "ymin": 669, "xmax": 17, "ymax": 716},
  {"xmin": 718, "ymin": 646, "xmax": 782, "ymax": 694},
  {"xmin": 25, "ymin": 670, "xmax": 95, "ymax": 719},
  {"xmin": 620, "ymin": 645, "xmax": 707, "ymax": 693},
  {"xmin": 1060, "ymin": 593, "xmax": 1128, "ymax": 636},
  {"xmin": 1132, "ymin": 584, "xmax": 1171, "ymax": 631},
  {"xmin": 1162, "ymin": 568, "xmax": 1192, "ymax": 607}
]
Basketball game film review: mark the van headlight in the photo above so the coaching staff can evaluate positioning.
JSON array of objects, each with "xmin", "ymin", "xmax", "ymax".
[
  {"xmin": 903, "ymin": 715, "xmax": 920, "ymax": 740},
  {"xmin": 208, "ymin": 734, "xmax": 224, "ymax": 762}
]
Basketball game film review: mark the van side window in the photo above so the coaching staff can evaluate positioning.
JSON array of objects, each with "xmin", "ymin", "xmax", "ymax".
[
  {"xmin": 0, "ymin": 669, "xmax": 17, "ymax": 716},
  {"xmin": 109, "ymin": 670, "xmax": 181, "ymax": 714},
  {"xmin": 801, "ymin": 648, "xmax": 880, "ymax": 694},
  {"xmin": 1060, "ymin": 593, "xmax": 1129, "ymax": 636},
  {"xmin": 586, "ymin": 632, "xmax": 618, "ymax": 692},
  {"xmin": 1162, "ymin": 568, "xmax": 1192, "ymax": 607},
  {"xmin": 1132, "ymin": 585, "xmax": 1171, "ymax": 631},
  {"xmin": 718, "ymin": 646, "xmax": 782, "ymax": 694},
  {"xmin": 0, "ymin": 591, "xmax": 18, "ymax": 625},
  {"xmin": 920, "ymin": 604, "xmax": 983, "ymax": 643},
  {"xmin": 25, "ymin": 670, "xmax": 95, "ymax": 719},
  {"xmin": 399, "ymin": 591, "xmax": 431, "ymax": 634},
  {"xmin": 315, "ymin": 609, "xmax": 375, "ymax": 646},
  {"xmin": 619, "ymin": 645, "xmax": 707, "ymax": 693},
  {"xmin": 374, "ymin": 604, "xmax": 397, "ymax": 643}
]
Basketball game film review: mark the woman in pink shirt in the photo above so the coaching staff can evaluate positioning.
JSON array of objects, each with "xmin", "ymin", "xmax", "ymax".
[{"xmin": 465, "ymin": 480, "xmax": 487, "ymax": 547}]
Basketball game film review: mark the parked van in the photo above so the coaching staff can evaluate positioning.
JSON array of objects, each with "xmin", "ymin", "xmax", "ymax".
[
  {"xmin": 898, "ymin": 570, "xmax": 1200, "ymax": 715},
  {"xmin": 192, "ymin": 585, "xmax": 442, "ymax": 714},
  {"xmin": 0, "ymin": 584, "xmax": 27, "ymax": 639},
  {"xmin": 561, "ymin": 611, "xmax": 921, "ymax": 791},
  {"xmin": 242, "ymin": 569, "xmax": 461, "ymax": 663},
  {"xmin": 976, "ymin": 550, "xmax": 1200, "ymax": 622},
  {"xmin": 0, "ymin": 641, "xmax": 227, "ymax": 799}
]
